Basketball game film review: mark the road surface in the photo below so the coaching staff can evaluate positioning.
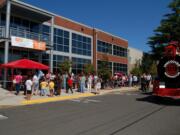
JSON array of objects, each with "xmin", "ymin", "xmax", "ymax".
[{"xmin": 0, "ymin": 90, "xmax": 180, "ymax": 135}]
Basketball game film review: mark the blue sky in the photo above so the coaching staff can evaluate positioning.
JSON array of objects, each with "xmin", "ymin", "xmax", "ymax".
[{"xmin": 23, "ymin": 0, "xmax": 172, "ymax": 52}]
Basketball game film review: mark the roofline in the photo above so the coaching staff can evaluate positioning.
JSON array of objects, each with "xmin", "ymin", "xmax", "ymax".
[
  {"xmin": 11, "ymin": 0, "xmax": 54, "ymax": 17},
  {"xmin": 95, "ymin": 28, "xmax": 128, "ymax": 42},
  {"xmin": 11, "ymin": 0, "xmax": 128, "ymax": 42}
]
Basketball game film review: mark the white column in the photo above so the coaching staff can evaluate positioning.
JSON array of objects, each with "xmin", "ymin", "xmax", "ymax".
[
  {"xmin": 50, "ymin": 16, "xmax": 54, "ymax": 72},
  {"xmin": 3, "ymin": 0, "xmax": 11, "ymax": 88}
]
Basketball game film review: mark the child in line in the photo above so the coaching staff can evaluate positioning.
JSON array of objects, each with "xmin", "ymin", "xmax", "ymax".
[
  {"xmin": 40, "ymin": 78, "xmax": 48, "ymax": 96},
  {"xmin": 25, "ymin": 76, "xmax": 33, "ymax": 100},
  {"xmin": 49, "ymin": 79, "xmax": 55, "ymax": 97}
]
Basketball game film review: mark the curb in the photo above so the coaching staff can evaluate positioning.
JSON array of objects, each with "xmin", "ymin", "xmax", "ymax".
[{"xmin": 21, "ymin": 93, "xmax": 95, "ymax": 105}]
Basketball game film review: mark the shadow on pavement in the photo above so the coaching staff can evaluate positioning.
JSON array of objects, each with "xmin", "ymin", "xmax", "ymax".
[{"xmin": 136, "ymin": 95, "xmax": 180, "ymax": 106}]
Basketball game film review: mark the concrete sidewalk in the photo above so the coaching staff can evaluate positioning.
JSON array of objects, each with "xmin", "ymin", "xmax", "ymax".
[{"xmin": 0, "ymin": 87, "xmax": 139, "ymax": 107}]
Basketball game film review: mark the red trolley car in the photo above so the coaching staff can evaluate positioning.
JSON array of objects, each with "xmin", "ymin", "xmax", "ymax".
[{"xmin": 153, "ymin": 41, "xmax": 180, "ymax": 99}]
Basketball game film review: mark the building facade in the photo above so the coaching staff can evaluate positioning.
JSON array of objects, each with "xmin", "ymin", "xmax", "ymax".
[
  {"xmin": 128, "ymin": 47, "xmax": 143, "ymax": 73},
  {"xmin": 0, "ymin": 0, "xmax": 128, "ymax": 76}
]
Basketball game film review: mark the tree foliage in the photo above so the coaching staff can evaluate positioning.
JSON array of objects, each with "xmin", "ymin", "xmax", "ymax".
[
  {"xmin": 148, "ymin": 0, "xmax": 180, "ymax": 60},
  {"xmin": 84, "ymin": 64, "xmax": 95, "ymax": 75},
  {"xmin": 98, "ymin": 61, "xmax": 111, "ymax": 81},
  {"xmin": 59, "ymin": 60, "xmax": 71, "ymax": 73},
  {"xmin": 130, "ymin": 53, "xmax": 157, "ymax": 76},
  {"xmin": 130, "ymin": 60, "xmax": 142, "ymax": 75}
]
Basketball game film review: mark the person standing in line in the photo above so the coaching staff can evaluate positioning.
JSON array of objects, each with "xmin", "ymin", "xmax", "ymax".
[
  {"xmin": 146, "ymin": 73, "xmax": 152, "ymax": 91},
  {"xmin": 62, "ymin": 72, "xmax": 68, "ymax": 91},
  {"xmin": 40, "ymin": 78, "xmax": 48, "ymax": 96},
  {"xmin": 54, "ymin": 73, "xmax": 62, "ymax": 96},
  {"xmin": 133, "ymin": 75, "xmax": 138, "ymax": 87},
  {"xmin": 141, "ymin": 73, "xmax": 147, "ymax": 92},
  {"xmin": 80, "ymin": 73, "xmax": 86, "ymax": 93},
  {"xmin": 67, "ymin": 75, "xmax": 73, "ymax": 94},
  {"xmin": 15, "ymin": 72, "xmax": 22, "ymax": 95},
  {"xmin": 128, "ymin": 74, "xmax": 133, "ymax": 87},
  {"xmin": 25, "ymin": 76, "xmax": 33, "ymax": 100},
  {"xmin": 49, "ymin": 79, "xmax": 55, "ymax": 97},
  {"xmin": 93, "ymin": 74, "xmax": 98, "ymax": 93},
  {"xmin": 87, "ymin": 73, "xmax": 93, "ymax": 92},
  {"xmin": 96, "ymin": 77, "xmax": 102, "ymax": 94},
  {"xmin": 32, "ymin": 73, "xmax": 39, "ymax": 95}
]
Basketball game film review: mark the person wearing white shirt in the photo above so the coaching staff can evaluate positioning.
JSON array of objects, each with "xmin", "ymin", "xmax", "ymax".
[
  {"xmin": 87, "ymin": 74, "xmax": 93, "ymax": 92},
  {"xmin": 32, "ymin": 74, "xmax": 39, "ymax": 95},
  {"xmin": 25, "ymin": 76, "xmax": 33, "ymax": 100}
]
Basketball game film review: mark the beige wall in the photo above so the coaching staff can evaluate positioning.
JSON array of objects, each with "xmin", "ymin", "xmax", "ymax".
[{"xmin": 128, "ymin": 47, "xmax": 143, "ymax": 73}]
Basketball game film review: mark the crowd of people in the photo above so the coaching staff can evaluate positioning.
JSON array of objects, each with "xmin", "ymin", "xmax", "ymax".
[
  {"xmin": 12, "ymin": 71, "xmax": 103, "ymax": 100},
  {"xmin": 12, "ymin": 70, "xmax": 152, "ymax": 100}
]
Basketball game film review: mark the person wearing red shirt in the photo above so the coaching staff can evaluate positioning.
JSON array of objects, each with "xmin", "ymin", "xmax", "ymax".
[{"xmin": 67, "ymin": 75, "xmax": 73, "ymax": 94}]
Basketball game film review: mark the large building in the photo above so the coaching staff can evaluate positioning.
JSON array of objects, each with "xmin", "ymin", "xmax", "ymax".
[{"xmin": 0, "ymin": 0, "xmax": 128, "ymax": 75}]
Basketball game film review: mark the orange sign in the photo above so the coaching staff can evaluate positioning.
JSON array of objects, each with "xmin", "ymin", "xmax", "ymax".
[{"xmin": 33, "ymin": 40, "xmax": 46, "ymax": 51}]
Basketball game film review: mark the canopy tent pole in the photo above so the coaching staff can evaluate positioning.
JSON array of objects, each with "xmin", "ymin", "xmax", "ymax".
[{"xmin": 10, "ymin": 68, "xmax": 14, "ymax": 92}]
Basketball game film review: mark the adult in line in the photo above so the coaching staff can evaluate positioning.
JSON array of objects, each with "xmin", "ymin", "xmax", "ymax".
[{"xmin": 15, "ymin": 72, "xmax": 22, "ymax": 95}]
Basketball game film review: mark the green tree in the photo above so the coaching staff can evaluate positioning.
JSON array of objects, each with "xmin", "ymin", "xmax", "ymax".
[
  {"xmin": 148, "ymin": 0, "xmax": 180, "ymax": 60},
  {"xmin": 59, "ymin": 60, "xmax": 71, "ymax": 73},
  {"xmin": 84, "ymin": 64, "xmax": 95, "ymax": 75},
  {"xmin": 98, "ymin": 61, "xmax": 111, "ymax": 81},
  {"xmin": 149, "ymin": 61, "xmax": 157, "ymax": 76},
  {"xmin": 141, "ymin": 53, "xmax": 154, "ymax": 73},
  {"xmin": 130, "ymin": 60, "xmax": 142, "ymax": 75}
]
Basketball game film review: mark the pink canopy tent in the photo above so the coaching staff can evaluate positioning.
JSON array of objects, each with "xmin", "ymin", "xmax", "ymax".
[{"xmin": 114, "ymin": 72, "xmax": 125, "ymax": 77}]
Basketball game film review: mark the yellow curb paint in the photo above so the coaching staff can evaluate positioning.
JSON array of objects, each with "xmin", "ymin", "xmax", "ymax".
[{"xmin": 21, "ymin": 93, "xmax": 95, "ymax": 105}]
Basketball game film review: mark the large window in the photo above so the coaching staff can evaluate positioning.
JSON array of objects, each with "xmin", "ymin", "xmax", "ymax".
[
  {"xmin": 54, "ymin": 28, "xmax": 70, "ymax": 52},
  {"xmin": 113, "ymin": 62, "xmax": 127, "ymax": 74},
  {"xmin": 72, "ymin": 57, "xmax": 91, "ymax": 74},
  {"xmin": 72, "ymin": 33, "xmax": 91, "ymax": 56},
  {"xmin": 113, "ymin": 45, "xmax": 127, "ymax": 57},
  {"xmin": 53, "ymin": 55, "xmax": 69, "ymax": 71},
  {"xmin": 97, "ymin": 40, "xmax": 112, "ymax": 54},
  {"xmin": 42, "ymin": 53, "xmax": 49, "ymax": 67}
]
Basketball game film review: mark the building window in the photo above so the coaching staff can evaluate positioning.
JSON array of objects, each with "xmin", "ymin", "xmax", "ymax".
[
  {"xmin": 72, "ymin": 33, "xmax": 91, "ymax": 56},
  {"xmin": 113, "ymin": 62, "xmax": 127, "ymax": 74},
  {"xmin": 72, "ymin": 57, "xmax": 91, "ymax": 74},
  {"xmin": 113, "ymin": 45, "xmax": 127, "ymax": 57},
  {"xmin": 54, "ymin": 28, "xmax": 70, "ymax": 52},
  {"xmin": 53, "ymin": 55, "xmax": 69, "ymax": 72},
  {"xmin": 42, "ymin": 53, "xmax": 49, "ymax": 67},
  {"xmin": 97, "ymin": 40, "xmax": 112, "ymax": 54}
]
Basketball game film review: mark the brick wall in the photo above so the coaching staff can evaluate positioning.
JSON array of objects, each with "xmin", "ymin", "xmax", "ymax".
[{"xmin": 54, "ymin": 16, "xmax": 93, "ymax": 36}]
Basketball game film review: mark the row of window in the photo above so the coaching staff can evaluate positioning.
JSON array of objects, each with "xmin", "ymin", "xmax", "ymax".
[
  {"xmin": 72, "ymin": 33, "xmax": 91, "ymax": 56},
  {"xmin": 0, "ymin": 14, "xmax": 127, "ymax": 58},
  {"xmin": 97, "ymin": 60, "xmax": 127, "ymax": 74},
  {"xmin": 97, "ymin": 40, "xmax": 112, "ymax": 54},
  {"xmin": 113, "ymin": 62, "xmax": 128, "ymax": 74},
  {"xmin": 97, "ymin": 40, "xmax": 127, "ymax": 58},
  {"xmin": 42, "ymin": 54, "xmax": 91, "ymax": 74},
  {"xmin": 72, "ymin": 57, "xmax": 91, "ymax": 74},
  {"xmin": 113, "ymin": 45, "xmax": 128, "ymax": 57}
]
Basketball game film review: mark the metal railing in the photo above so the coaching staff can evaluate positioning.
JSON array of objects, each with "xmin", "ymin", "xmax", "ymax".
[{"xmin": 0, "ymin": 26, "xmax": 50, "ymax": 45}]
